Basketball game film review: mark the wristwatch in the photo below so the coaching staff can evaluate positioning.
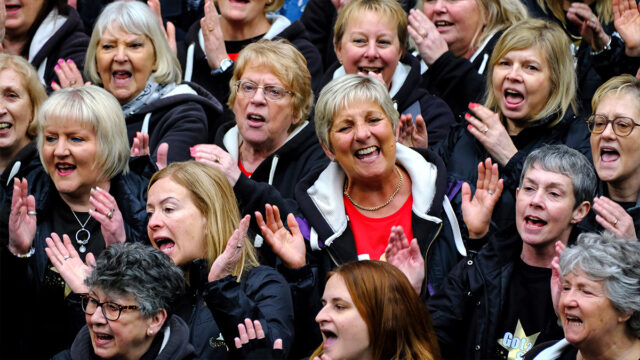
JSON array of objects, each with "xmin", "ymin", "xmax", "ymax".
[{"xmin": 211, "ymin": 58, "xmax": 234, "ymax": 75}]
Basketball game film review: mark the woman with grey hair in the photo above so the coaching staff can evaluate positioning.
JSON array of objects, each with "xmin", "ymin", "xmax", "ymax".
[
  {"xmin": 50, "ymin": 242, "xmax": 195, "ymax": 359},
  {"xmin": 0, "ymin": 85, "xmax": 152, "ymax": 358},
  {"xmin": 81, "ymin": 1, "xmax": 223, "ymax": 162},
  {"xmin": 525, "ymin": 232, "xmax": 640, "ymax": 359}
]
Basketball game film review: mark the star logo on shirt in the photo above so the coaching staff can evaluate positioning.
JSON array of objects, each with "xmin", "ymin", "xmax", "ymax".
[{"xmin": 498, "ymin": 319, "xmax": 540, "ymax": 360}]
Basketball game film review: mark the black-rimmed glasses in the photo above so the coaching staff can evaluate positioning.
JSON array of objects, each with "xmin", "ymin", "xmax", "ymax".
[
  {"xmin": 235, "ymin": 80, "xmax": 293, "ymax": 101},
  {"xmin": 81, "ymin": 294, "xmax": 139, "ymax": 321},
  {"xmin": 586, "ymin": 114, "xmax": 640, "ymax": 137}
]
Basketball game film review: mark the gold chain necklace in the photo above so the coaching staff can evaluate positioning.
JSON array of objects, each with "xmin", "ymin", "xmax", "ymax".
[{"xmin": 343, "ymin": 166, "xmax": 403, "ymax": 212}]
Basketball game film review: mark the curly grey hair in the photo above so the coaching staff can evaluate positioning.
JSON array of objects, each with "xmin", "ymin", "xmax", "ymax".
[
  {"xmin": 84, "ymin": 243, "xmax": 185, "ymax": 318},
  {"xmin": 560, "ymin": 232, "xmax": 640, "ymax": 337},
  {"xmin": 520, "ymin": 144, "xmax": 597, "ymax": 209}
]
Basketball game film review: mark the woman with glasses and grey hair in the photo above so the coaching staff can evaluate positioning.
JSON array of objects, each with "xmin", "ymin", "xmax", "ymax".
[
  {"xmin": 581, "ymin": 74, "xmax": 640, "ymax": 240},
  {"xmin": 50, "ymin": 242, "xmax": 195, "ymax": 360},
  {"xmin": 524, "ymin": 232, "xmax": 640, "ymax": 359}
]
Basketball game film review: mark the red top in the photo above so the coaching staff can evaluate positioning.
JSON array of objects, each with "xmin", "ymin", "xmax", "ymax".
[
  {"xmin": 238, "ymin": 159, "xmax": 253, "ymax": 177},
  {"xmin": 344, "ymin": 194, "xmax": 413, "ymax": 260}
]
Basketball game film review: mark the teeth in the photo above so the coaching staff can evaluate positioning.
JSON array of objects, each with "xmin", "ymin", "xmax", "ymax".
[
  {"xmin": 359, "ymin": 67, "xmax": 381, "ymax": 73},
  {"xmin": 435, "ymin": 21, "xmax": 452, "ymax": 26},
  {"xmin": 356, "ymin": 146, "xmax": 377, "ymax": 156},
  {"xmin": 0, "ymin": 123, "xmax": 10, "ymax": 129},
  {"xmin": 248, "ymin": 114, "xmax": 264, "ymax": 121},
  {"xmin": 505, "ymin": 90, "xmax": 520, "ymax": 95}
]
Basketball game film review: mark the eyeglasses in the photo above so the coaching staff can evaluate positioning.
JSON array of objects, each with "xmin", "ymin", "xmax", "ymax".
[
  {"xmin": 81, "ymin": 294, "xmax": 139, "ymax": 321},
  {"xmin": 235, "ymin": 80, "xmax": 293, "ymax": 101},
  {"xmin": 586, "ymin": 114, "xmax": 640, "ymax": 137}
]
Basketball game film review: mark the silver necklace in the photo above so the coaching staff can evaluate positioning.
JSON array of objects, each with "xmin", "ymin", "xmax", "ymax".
[{"xmin": 71, "ymin": 210, "xmax": 91, "ymax": 253}]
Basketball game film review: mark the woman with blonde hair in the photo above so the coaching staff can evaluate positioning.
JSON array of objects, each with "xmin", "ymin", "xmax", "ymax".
[
  {"xmin": 145, "ymin": 161, "xmax": 294, "ymax": 359},
  {"xmin": 408, "ymin": 0, "xmax": 528, "ymax": 115},
  {"xmin": 435, "ymin": 19, "xmax": 591, "ymax": 230}
]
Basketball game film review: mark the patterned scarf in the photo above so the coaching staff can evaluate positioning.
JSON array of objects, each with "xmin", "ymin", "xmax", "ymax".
[{"xmin": 121, "ymin": 77, "xmax": 176, "ymax": 117}]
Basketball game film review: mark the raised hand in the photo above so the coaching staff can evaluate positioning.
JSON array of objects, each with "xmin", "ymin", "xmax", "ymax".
[
  {"xmin": 130, "ymin": 132, "xmax": 168, "ymax": 170},
  {"xmin": 408, "ymin": 7, "xmax": 449, "ymax": 65},
  {"xmin": 51, "ymin": 58, "xmax": 89, "ymax": 90},
  {"xmin": 147, "ymin": 0, "xmax": 177, "ymax": 55},
  {"xmin": 89, "ymin": 187, "xmax": 126, "ymax": 246},
  {"xmin": 550, "ymin": 241, "xmax": 565, "ymax": 317},
  {"xmin": 44, "ymin": 233, "xmax": 96, "ymax": 294},
  {"xmin": 201, "ymin": 0, "xmax": 230, "ymax": 71},
  {"xmin": 395, "ymin": 113, "xmax": 428, "ymax": 149},
  {"xmin": 255, "ymin": 204, "xmax": 306, "ymax": 269},
  {"xmin": 593, "ymin": 196, "xmax": 637, "ymax": 240},
  {"xmin": 466, "ymin": 102, "xmax": 518, "ymax": 166},
  {"xmin": 208, "ymin": 215, "xmax": 250, "ymax": 282},
  {"xmin": 384, "ymin": 226, "xmax": 424, "ymax": 295},
  {"xmin": 191, "ymin": 144, "xmax": 242, "ymax": 186},
  {"xmin": 566, "ymin": 3, "xmax": 611, "ymax": 53},
  {"xmin": 461, "ymin": 158, "xmax": 503, "ymax": 239},
  {"xmin": 8, "ymin": 178, "xmax": 37, "ymax": 255},
  {"xmin": 613, "ymin": 0, "xmax": 640, "ymax": 56}
]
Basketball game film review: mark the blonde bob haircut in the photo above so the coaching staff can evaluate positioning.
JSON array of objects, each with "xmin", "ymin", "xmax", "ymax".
[
  {"xmin": 35, "ymin": 85, "xmax": 130, "ymax": 180},
  {"xmin": 591, "ymin": 74, "xmax": 640, "ymax": 113},
  {"xmin": 0, "ymin": 53, "xmax": 47, "ymax": 139},
  {"xmin": 228, "ymin": 39, "xmax": 314, "ymax": 128},
  {"xmin": 84, "ymin": 1, "xmax": 182, "ymax": 87},
  {"xmin": 536, "ymin": 0, "xmax": 612, "ymax": 27},
  {"xmin": 334, "ymin": 0, "xmax": 408, "ymax": 55},
  {"xmin": 148, "ymin": 161, "xmax": 259, "ymax": 277},
  {"xmin": 314, "ymin": 74, "xmax": 398, "ymax": 151},
  {"xmin": 485, "ymin": 19, "xmax": 577, "ymax": 127}
]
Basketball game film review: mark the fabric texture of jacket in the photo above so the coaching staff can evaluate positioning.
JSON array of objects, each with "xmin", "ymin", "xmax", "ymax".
[
  {"xmin": 177, "ymin": 14, "xmax": 323, "ymax": 104},
  {"xmin": 175, "ymin": 261, "xmax": 295, "ymax": 360},
  {"xmin": 319, "ymin": 54, "xmax": 456, "ymax": 146},
  {"xmin": 26, "ymin": 5, "xmax": 89, "ymax": 93},
  {"xmin": 124, "ymin": 81, "xmax": 223, "ymax": 163},
  {"xmin": 52, "ymin": 315, "xmax": 197, "ymax": 360},
  {"xmin": 427, "ymin": 225, "xmax": 564, "ymax": 360},
  {"xmin": 0, "ymin": 157, "xmax": 153, "ymax": 359},
  {"xmin": 434, "ymin": 108, "xmax": 591, "ymax": 229},
  {"xmin": 420, "ymin": 31, "xmax": 501, "ymax": 116},
  {"xmin": 523, "ymin": 339, "xmax": 573, "ymax": 360}
]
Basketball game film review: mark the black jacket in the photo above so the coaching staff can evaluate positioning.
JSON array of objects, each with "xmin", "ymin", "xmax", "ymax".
[
  {"xmin": 177, "ymin": 15, "xmax": 323, "ymax": 105},
  {"xmin": 27, "ymin": 6, "xmax": 89, "ymax": 93},
  {"xmin": 0, "ymin": 157, "xmax": 153, "ymax": 359},
  {"xmin": 420, "ymin": 31, "xmax": 502, "ymax": 116},
  {"xmin": 434, "ymin": 108, "xmax": 591, "ymax": 229},
  {"xmin": 125, "ymin": 82, "xmax": 223, "ymax": 163},
  {"xmin": 427, "ymin": 225, "xmax": 564, "ymax": 360},
  {"xmin": 320, "ymin": 54, "xmax": 456, "ymax": 146},
  {"xmin": 52, "ymin": 315, "xmax": 197, "ymax": 360},
  {"xmin": 175, "ymin": 261, "xmax": 295, "ymax": 360}
]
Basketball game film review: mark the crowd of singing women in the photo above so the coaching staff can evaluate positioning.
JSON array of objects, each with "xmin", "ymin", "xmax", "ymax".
[{"xmin": 1, "ymin": 0, "xmax": 640, "ymax": 359}]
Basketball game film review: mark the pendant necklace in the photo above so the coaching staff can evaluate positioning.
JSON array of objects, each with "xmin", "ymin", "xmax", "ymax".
[{"xmin": 71, "ymin": 210, "xmax": 92, "ymax": 253}]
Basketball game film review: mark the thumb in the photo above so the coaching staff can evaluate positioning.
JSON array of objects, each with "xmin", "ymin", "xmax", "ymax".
[
  {"xmin": 461, "ymin": 182, "xmax": 471, "ymax": 205},
  {"xmin": 156, "ymin": 143, "xmax": 169, "ymax": 170},
  {"xmin": 86, "ymin": 252, "xmax": 97, "ymax": 268}
]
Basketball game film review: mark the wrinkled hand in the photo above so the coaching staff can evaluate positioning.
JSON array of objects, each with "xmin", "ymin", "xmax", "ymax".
[
  {"xmin": 461, "ymin": 158, "xmax": 504, "ymax": 239},
  {"xmin": 89, "ymin": 187, "xmax": 126, "ymax": 246},
  {"xmin": 192, "ymin": 144, "xmax": 241, "ymax": 186},
  {"xmin": 8, "ymin": 178, "xmax": 36, "ymax": 255},
  {"xmin": 201, "ymin": 0, "xmax": 229, "ymax": 70},
  {"xmin": 52, "ymin": 59, "xmax": 89, "ymax": 90},
  {"xmin": 613, "ymin": 0, "xmax": 640, "ymax": 56},
  {"xmin": 466, "ymin": 103, "xmax": 518, "ymax": 166},
  {"xmin": 234, "ymin": 318, "xmax": 284, "ymax": 357},
  {"xmin": 566, "ymin": 3, "xmax": 611, "ymax": 52},
  {"xmin": 147, "ymin": 0, "xmax": 177, "ymax": 55},
  {"xmin": 593, "ymin": 196, "xmax": 637, "ymax": 240},
  {"xmin": 384, "ymin": 226, "xmax": 424, "ymax": 295},
  {"xmin": 209, "ymin": 215, "xmax": 250, "ymax": 281},
  {"xmin": 44, "ymin": 233, "xmax": 96, "ymax": 294},
  {"xmin": 130, "ymin": 132, "xmax": 168, "ymax": 170},
  {"xmin": 255, "ymin": 204, "xmax": 306, "ymax": 269},
  {"xmin": 550, "ymin": 241, "xmax": 565, "ymax": 317},
  {"xmin": 356, "ymin": 70, "xmax": 386, "ymax": 88},
  {"xmin": 396, "ymin": 113, "xmax": 428, "ymax": 149},
  {"xmin": 408, "ymin": 7, "xmax": 449, "ymax": 65}
]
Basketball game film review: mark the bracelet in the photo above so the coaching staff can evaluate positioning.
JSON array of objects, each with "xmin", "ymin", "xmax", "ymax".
[
  {"xmin": 8, "ymin": 245, "xmax": 35, "ymax": 258},
  {"xmin": 591, "ymin": 37, "xmax": 612, "ymax": 56}
]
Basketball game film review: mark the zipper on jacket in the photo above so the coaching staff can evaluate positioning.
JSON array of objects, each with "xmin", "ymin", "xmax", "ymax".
[{"xmin": 423, "ymin": 221, "xmax": 443, "ymax": 292}]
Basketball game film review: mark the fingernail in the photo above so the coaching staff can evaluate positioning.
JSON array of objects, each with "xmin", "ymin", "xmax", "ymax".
[
  {"xmin": 469, "ymin": 102, "xmax": 477, "ymax": 109},
  {"xmin": 467, "ymin": 124, "xmax": 473, "ymax": 131},
  {"xmin": 96, "ymin": 186, "xmax": 103, "ymax": 191},
  {"xmin": 55, "ymin": 65, "xmax": 60, "ymax": 70},
  {"xmin": 89, "ymin": 196, "xmax": 94, "ymax": 202},
  {"xmin": 67, "ymin": 59, "xmax": 73, "ymax": 64},
  {"xmin": 57, "ymin": 58, "xmax": 64, "ymax": 64},
  {"xmin": 90, "ymin": 187, "xmax": 96, "ymax": 193},
  {"xmin": 465, "ymin": 113, "xmax": 471, "ymax": 120},
  {"xmin": 51, "ymin": 81, "xmax": 56, "ymax": 87}
]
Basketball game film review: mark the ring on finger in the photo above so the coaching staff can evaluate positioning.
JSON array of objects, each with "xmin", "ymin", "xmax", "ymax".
[
  {"xmin": 214, "ymin": 157, "xmax": 221, "ymax": 163},
  {"xmin": 63, "ymin": 255, "xmax": 70, "ymax": 261},
  {"xmin": 107, "ymin": 211, "xmax": 113, "ymax": 220},
  {"xmin": 613, "ymin": 218, "xmax": 619, "ymax": 226},
  {"xmin": 488, "ymin": 189, "xmax": 494, "ymax": 195},
  {"xmin": 483, "ymin": 127, "xmax": 489, "ymax": 134},
  {"xmin": 423, "ymin": 31, "xmax": 428, "ymax": 39},
  {"xmin": 236, "ymin": 243, "xmax": 243, "ymax": 248},
  {"xmin": 69, "ymin": 80, "xmax": 77, "ymax": 86}
]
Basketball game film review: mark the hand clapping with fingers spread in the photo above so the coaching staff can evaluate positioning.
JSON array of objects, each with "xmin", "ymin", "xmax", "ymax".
[
  {"xmin": 88, "ymin": 187, "xmax": 126, "ymax": 247},
  {"xmin": 465, "ymin": 102, "xmax": 518, "ymax": 166},
  {"xmin": 613, "ymin": 0, "xmax": 640, "ymax": 56},
  {"xmin": 191, "ymin": 144, "xmax": 242, "ymax": 186},
  {"xmin": 234, "ymin": 318, "xmax": 284, "ymax": 359},
  {"xmin": 407, "ymin": 7, "xmax": 449, "ymax": 66},
  {"xmin": 566, "ymin": 2, "xmax": 611, "ymax": 52},
  {"xmin": 395, "ymin": 113, "xmax": 428, "ymax": 149},
  {"xmin": 384, "ymin": 226, "xmax": 424, "ymax": 295},
  {"xmin": 51, "ymin": 59, "xmax": 89, "ymax": 90},
  {"xmin": 44, "ymin": 233, "xmax": 96, "ymax": 294},
  {"xmin": 8, "ymin": 177, "xmax": 37, "ymax": 256},
  {"xmin": 460, "ymin": 157, "xmax": 504, "ymax": 239},
  {"xmin": 593, "ymin": 196, "xmax": 637, "ymax": 240},
  {"xmin": 201, "ymin": 0, "xmax": 231, "ymax": 71},
  {"xmin": 255, "ymin": 204, "xmax": 306, "ymax": 269},
  {"xmin": 208, "ymin": 215, "xmax": 250, "ymax": 282}
]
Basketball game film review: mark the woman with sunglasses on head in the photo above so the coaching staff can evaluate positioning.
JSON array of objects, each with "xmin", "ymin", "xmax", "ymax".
[
  {"xmin": 580, "ymin": 75, "xmax": 640, "ymax": 240},
  {"xmin": 50, "ymin": 243, "xmax": 195, "ymax": 360}
]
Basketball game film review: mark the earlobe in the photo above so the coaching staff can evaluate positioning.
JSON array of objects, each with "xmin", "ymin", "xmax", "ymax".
[
  {"xmin": 148, "ymin": 308, "xmax": 168, "ymax": 336},
  {"xmin": 320, "ymin": 143, "xmax": 335, "ymax": 162},
  {"xmin": 571, "ymin": 201, "xmax": 591, "ymax": 224}
]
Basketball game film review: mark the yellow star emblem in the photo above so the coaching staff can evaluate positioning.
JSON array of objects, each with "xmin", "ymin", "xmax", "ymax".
[{"xmin": 498, "ymin": 320, "xmax": 540, "ymax": 360}]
